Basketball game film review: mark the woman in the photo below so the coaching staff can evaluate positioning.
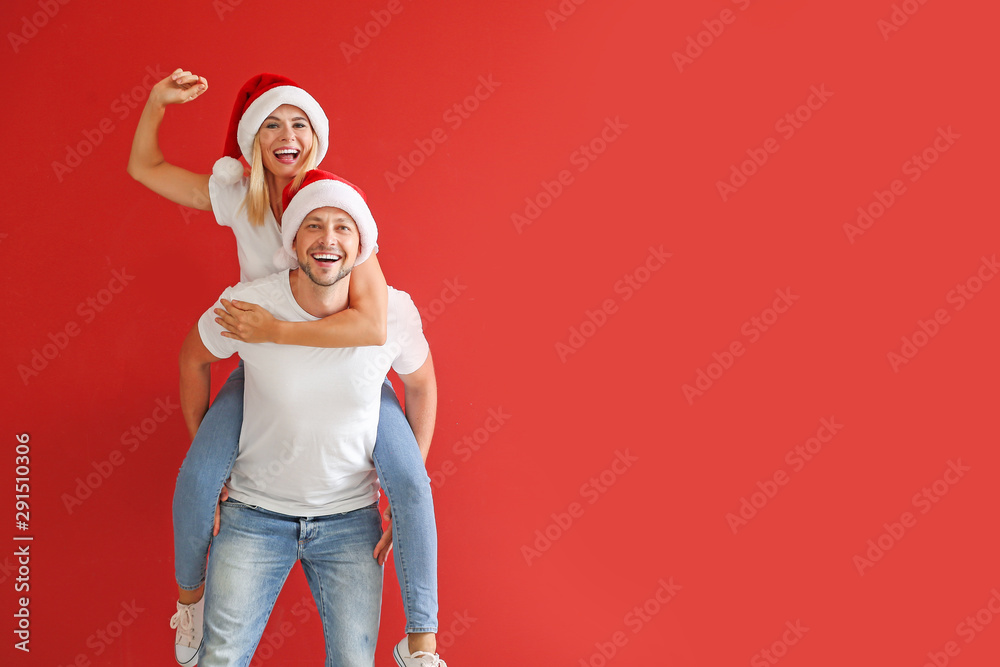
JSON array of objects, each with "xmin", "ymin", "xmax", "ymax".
[{"xmin": 128, "ymin": 70, "xmax": 444, "ymax": 667}]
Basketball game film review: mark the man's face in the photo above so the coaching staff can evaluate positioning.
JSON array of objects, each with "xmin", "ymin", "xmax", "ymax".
[{"xmin": 293, "ymin": 207, "xmax": 360, "ymax": 287}]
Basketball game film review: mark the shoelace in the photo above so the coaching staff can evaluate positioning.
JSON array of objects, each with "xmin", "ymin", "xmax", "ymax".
[
  {"xmin": 410, "ymin": 651, "xmax": 447, "ymax": 667},
  {"xmin": 170, "ymin": 605, "xmax": 196, "ymax": 645}
]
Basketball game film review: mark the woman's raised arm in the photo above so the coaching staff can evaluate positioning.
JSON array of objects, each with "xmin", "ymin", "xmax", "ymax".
[{"xmin": 127, "ymin": 68, "xmax": 213, "ymax": 211}]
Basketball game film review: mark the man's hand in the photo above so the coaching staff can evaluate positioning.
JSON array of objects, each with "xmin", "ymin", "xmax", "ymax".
[
  {"xmin": 373, "ymin": 505, "xmax": 393, "ymax": 565},
  {"xmin": 213, "ymin": 485, "xmax": 229, "ymax": 536},
  {"xmin": 215, "ymin": 299, "xmax": 278, "ymax": 343}
]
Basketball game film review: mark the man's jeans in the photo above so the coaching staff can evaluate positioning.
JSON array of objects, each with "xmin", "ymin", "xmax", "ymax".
[{"xmin": 199, "ymin": 499, "xmax": 383, "ymax": 667}]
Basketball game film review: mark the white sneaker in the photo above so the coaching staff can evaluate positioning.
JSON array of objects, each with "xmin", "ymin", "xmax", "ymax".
[
  {"xmin": 169, "ymin": 598, "xmax": 204, "ymax": 666},
  {"xmin": 393, "ymin": 637, "xmax": 448, "ymax": 667}
]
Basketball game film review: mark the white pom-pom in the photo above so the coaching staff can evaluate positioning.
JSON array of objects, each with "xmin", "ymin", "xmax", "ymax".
[{"xmin": 213, "ymin": 157, "xmax": 244, "ymax": 185}]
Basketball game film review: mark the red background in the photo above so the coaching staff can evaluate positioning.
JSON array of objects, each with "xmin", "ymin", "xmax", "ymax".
[{"xmin": 3, "ymin": 0, "xmax": 999, "ymax": 665}]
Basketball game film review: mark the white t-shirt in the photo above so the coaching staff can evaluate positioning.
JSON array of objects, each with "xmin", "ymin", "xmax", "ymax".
[
  {"xmin": 197, "ymin": 271, "xmax": 429, "ymax": 517},
  {"xmin": 208, "ymin": 175, "xmax": 283, "ymax": 283}
]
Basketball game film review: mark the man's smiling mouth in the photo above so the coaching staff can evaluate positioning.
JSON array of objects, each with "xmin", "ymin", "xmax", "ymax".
[{"xmin": 312, "ymin": 252, "xmax": 341, "ymax": 266}]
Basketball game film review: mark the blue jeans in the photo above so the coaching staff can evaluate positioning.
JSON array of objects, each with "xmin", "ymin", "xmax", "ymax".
[
  {"xmin": 200, "ymin": 499, "xmax": 383, "ymax": 667},
  {"xmin": 173, "ymin": 366, "xmax": 439, "ymax": 633}
]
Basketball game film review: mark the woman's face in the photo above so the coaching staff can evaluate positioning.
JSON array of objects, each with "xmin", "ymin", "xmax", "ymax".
[{"xmin": 257, "ymin": 104, "xmax": 314, "ymax": 180}]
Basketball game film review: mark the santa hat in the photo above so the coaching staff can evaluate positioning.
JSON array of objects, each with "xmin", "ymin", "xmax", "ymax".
[
  {"xmin": 275, "ymin": 170, "xmax": 379, "ymax": 270},
  {"xmin": 212, "ymin": 73, "xmax": 329, "ymax": 185}
]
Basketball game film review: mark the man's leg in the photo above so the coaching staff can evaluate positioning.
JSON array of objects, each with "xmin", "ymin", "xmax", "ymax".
[
  {"xmin": 200, "ymin": 499, "xmax": 298, "ymax": 667},
  {"xmin": 300, "ymin": 502, "xmax": 383, "ymax": 667}
]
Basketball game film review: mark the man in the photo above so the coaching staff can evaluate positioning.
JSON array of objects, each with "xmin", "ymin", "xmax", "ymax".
[{"xmin": 179, "ymin": 170, "xmax": 436, "ymax": 666}]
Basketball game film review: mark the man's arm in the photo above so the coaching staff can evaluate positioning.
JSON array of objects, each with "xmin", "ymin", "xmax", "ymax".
[
  {"xmin": 179, "ymin": 323, "xmax": 225, "ymax": 440},
  {"xmin": 373, "ymin": 351, "xmax": 437, "ymax": 564},
  {"xmin": 396, "ymin": 351, "xmax": 437, "ymax": 462}
]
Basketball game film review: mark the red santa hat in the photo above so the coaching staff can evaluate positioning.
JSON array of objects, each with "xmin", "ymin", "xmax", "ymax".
[
  {"xmin": 274, "ymin": 170, "xmax": 379, "ymax": 270},
  {"xmin": 212, "ymin": 73, "xmax": 329, "ymax": 185}
]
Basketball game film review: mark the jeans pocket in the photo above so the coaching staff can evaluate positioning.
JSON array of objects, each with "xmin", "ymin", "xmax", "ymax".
[{"xmin": 222, "ymin": 497, "xmax": 258, "ymax": 510}]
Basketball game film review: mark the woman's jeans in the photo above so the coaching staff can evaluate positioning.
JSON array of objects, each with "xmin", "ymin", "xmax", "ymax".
[{"xmin": 173, "ymin": 364, "xmax": 438, "ymax": 633}]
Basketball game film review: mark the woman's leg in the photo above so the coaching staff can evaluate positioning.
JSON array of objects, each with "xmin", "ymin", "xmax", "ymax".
[
  {"xmin": 173, "ymin": 362, "xmax": 245, "ymax": 593},
  {"xmin": 372, "ymin": 378, "xmax": 438, "ymax": 638}
]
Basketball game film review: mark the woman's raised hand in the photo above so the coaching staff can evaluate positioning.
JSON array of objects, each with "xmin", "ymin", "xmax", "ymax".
[{"xmin": 150, "ymin": 68, "xmax": 208, "ymax": 107}]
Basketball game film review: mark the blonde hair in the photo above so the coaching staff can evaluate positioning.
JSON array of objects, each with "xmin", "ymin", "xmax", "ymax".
[{"xmin": 241, "ymin": 129, "xmax": 321, "ymax": 227}]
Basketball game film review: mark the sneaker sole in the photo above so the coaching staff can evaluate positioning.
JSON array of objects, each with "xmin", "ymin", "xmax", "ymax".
[
  {"xmin": 393, "ymin": 643, "xmax": 405, "ymax": 667},
  {"xmin": 175, "ymin": 639, "xmax": 203, "ymax": 666}
]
